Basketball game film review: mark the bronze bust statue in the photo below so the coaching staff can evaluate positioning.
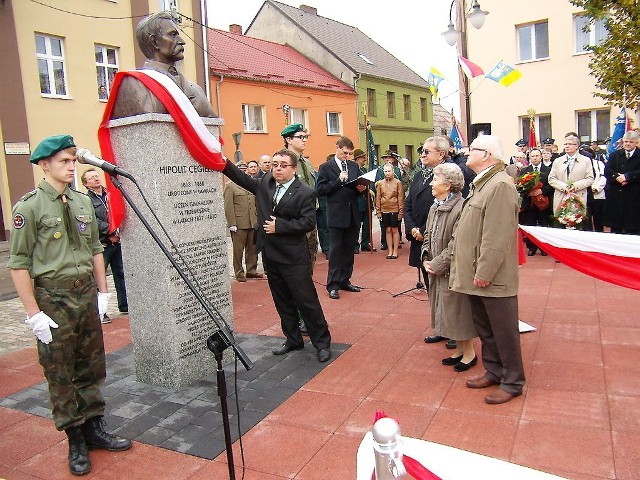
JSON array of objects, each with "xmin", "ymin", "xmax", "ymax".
[{"xmin": 111, "ymin": 12, "xmax": 217, "ymax": 118}]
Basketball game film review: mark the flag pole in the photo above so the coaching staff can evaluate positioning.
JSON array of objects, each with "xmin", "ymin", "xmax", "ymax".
[{"xmin": 364, "ymin": 109, "xmax": 375, "ymax": 254}]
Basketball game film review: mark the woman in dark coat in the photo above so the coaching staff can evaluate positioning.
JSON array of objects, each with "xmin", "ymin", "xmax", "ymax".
[{"xmin": 422, "ymin": 163, "xmax": 477, "ymax": 372}]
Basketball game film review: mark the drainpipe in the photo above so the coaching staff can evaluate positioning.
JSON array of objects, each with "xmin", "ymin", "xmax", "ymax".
[
  {"xmin": 200, "ymin": 0, "xmax": 211, "ymax": 102},
  {"xmin": 215, "ymin": 74, "xmax": 224, "ymax": 118}
]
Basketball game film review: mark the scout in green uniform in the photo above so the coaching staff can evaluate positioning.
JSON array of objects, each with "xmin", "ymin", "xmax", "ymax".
[
  {"xmin": 282, "ymin": 124, "xmax": 318, "ymax": 268},
  {"xmin": 282, "ymin": 124, "xmax": 318, "ymax": 335},
  {"xmin": 8, "ymin": 135, "xmax": 131, "ymax": 476}
]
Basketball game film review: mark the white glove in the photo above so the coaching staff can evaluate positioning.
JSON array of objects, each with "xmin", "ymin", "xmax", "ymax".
[
  {"xmin": 229, "ymin": 225, "xmax": 238, "ymax": 233},
  {"xmin": 97, "ymin": 292, "xmax": 111, "ymax": 321},
  {"xmin": 25, "ymin": 311, "xmax": 59, "ymax": 344}
]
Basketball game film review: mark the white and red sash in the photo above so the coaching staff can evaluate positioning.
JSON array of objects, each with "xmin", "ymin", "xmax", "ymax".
[
  {"xmin": 520, "ymin": 225, "xmax": 640, "ymax": 290},
  {"xmin": 98, "ymin": 69, "xmax": 226, "ymax": 230}
]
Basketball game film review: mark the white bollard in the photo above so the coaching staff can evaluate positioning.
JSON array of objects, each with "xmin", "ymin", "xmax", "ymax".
[{"xmin": 372, "ymin": 417, "xmax": 406, "ymax": 479}]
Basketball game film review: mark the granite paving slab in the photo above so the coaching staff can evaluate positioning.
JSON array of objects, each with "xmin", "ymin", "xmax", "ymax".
[{"xmin": 0, "ymin": 333, "xmax": 348, "ymax": 460}]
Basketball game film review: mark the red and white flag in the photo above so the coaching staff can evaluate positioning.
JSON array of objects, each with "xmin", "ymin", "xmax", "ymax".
[
  {"xmin": 458, "ymin": 56, "xmax": 484, "ymax": 79},
  {"xmin": 519, "ymin": 225, "xmax": 640, "ymax": 291}
]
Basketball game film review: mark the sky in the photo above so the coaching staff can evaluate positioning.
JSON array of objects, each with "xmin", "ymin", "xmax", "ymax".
[{"xmin": 204, "ymin": 0, "xmax": 463, "ymax": 118}]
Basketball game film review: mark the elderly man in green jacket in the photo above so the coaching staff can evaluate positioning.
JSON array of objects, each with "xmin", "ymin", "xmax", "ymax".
[{"xmin": 450, "ymin": 134, "xmax": 524, "ymax": 405}]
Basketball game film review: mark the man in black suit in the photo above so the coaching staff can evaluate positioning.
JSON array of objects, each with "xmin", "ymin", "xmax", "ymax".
[
  {"xmin": 518, "ymin": 148, "xmax": 553, "ymax": 255},
  {"xmin": 604, "ymin": 131, "xmax": 640, "ymax": 234},
  {"xmin": 316, "ymin": 136, "xmax": 367, "ymax": 299},
  {"xmin": 223, "ymin": 149, "xmax": 332, "ymax": 362}
]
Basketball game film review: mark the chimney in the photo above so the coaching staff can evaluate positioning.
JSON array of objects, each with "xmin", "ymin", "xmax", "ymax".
[
  {"xmin": 299, "ymin": 5, "xmax": 317, "ymax": 15},
  {"xmin": 229, "ymin": 24, "xmax": 243, "ymax": 35}
]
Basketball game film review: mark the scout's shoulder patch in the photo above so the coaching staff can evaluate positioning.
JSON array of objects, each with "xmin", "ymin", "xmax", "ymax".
[
  {"xmin": 70, "ymin": 187, "xmax": 89, "ymax": 197},
  {"xmin": 18, "ymin": 190, "xmax": 37, "ymax": 203},
  {"xmin": 13, "ymin": 213, "xmax": 26, "ymax": 229}
]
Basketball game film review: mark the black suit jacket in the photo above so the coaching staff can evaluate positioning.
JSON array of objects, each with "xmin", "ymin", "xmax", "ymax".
[
  {"xmin": 604, "ymin": 148, "xmax": 640, "ymax": 229},
  {"xmin": 316, "ymin": 158, "xmax": 362, "ymax": 228},
  {"xmin": 223, "ymin": 161, "xmax": 316, "ymax": 265},
  {"xmin": 519, "ymin": 164, "xmax": 553, "ymax": 210}
]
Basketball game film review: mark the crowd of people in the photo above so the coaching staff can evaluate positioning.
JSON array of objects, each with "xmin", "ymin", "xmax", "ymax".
[
  {"xmin": 8, "ymin": 125, "xmax": 638, "ymax": 472},
  {"xmin": 506, "ymin": 131, "xmax": 640, "ymax": 245}
]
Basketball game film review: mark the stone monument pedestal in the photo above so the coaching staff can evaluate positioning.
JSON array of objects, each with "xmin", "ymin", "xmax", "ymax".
[{"xmin": 107, "ymin": 114, "xmax": 233, "ymax": 389}]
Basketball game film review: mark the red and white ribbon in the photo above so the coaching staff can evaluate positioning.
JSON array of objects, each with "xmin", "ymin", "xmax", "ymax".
[
  {"xmin": 519, "ymin": 225, "xmax": 640, "ymax": 291},
  {"xmin": 98, "ymin": 70, "xmax": 226, "ymax": 230}
]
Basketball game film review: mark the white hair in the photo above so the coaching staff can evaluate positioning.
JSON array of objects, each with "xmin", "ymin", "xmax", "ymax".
[{"xmin": 471, "ymin": 134, "xmax": 504, "ymax": 161}]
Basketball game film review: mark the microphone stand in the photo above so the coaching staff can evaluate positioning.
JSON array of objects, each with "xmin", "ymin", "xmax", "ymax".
[
  {"xmin": 109, "ymin": 173, "xmax": 252, "ymax": 480},
  {"xmin": 392, "ymin": 265, "xmax": 427, "ymax": 297}
]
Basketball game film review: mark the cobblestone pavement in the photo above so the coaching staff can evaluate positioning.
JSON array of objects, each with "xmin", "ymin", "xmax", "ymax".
[{"xmin": 0, "ymin": 233, "xmax": 254, "ymax": 355}]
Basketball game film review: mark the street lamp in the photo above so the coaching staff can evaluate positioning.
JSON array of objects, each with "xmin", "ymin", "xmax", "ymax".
[
  {"xmin": 442, "ymin": 0, "xmax": 489, "ymax": 46},
  {"xmin": 441, "ymin": 0, "xmax": 488, "ymax": 143}
]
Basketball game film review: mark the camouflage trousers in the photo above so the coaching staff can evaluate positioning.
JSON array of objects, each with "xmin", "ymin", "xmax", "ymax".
[{"xmin": 35, "ymin": 280, "xmax": 106, "ymax": 431}]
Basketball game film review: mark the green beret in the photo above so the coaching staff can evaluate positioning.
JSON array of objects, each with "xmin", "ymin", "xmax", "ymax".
[
  {"xmin": 30, "ymin": 135, "xmax": 76, "ymax": 164},
  {"xmin": 281, "ymin": 123, "xmax": 305, "ymax": 137},
  {"xmin": 353, "ymin": 148, "xmax": 366, "ymax": 159}
]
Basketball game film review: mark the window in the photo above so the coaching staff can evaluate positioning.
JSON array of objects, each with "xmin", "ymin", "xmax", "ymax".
[
  {"xmin": 160, "ymin": 0, "xmax": 178, "ymax": 11},
  {"xmin": 420, "ymin": 97, "xmax": 428, "ymax": 122},
  {"xmin": 367, "ymin": 88, "xmax": 377, "ymax": 117},
  {"xmin": 386, "ymin": 92, "xmax": 395, "ymax": 118},
  {"xmin": 289, "ymin": 107, "xmax": 308, "ymax": 127},
  {"xmin": 577, "ymin": 109, "xmax": 610, "ymax": 143},
  {"xmin": 326, "ymin": 112, "xmax": 342, "ymax": 135},
  {"xmin": 357, "ymin": 53, "xmax": 374, "ymax": 65},
  {"xmin": 242, "ymin": 104, "xmax": 265, "ymax": 132},
  {"xmin": 403, "ymin": 94, "xmax": 411, "ymax": 120},
  {"xmin": 95, "ymin": 44, "xmax": 118, "ymax": 101},
  {"xmin": 574, "ymin": 14, "xmax": 607, "ymax": 54},
  {"xmin": 35, "ymin": 34, "xmax": 68, "ymax": 97},
  {"xmin": 520, "ymin": 114, "xmax": 552, "ymax": 144},
  {"xmin": 404, "ymin": 145, "xmax": 414, "ymax": 163},
  {"xmin": 517, "ymin": 21, "xmax": 549, "ymax": 61}
]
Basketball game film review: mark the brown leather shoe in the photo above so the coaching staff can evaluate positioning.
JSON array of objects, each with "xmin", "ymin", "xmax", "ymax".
[
  {"xmin": 246, "ymin": 273, "xmax": 265, "ymax": 279},
  {"xmin": 466, "ymin": 374, "xmax": 499, "ymax": 389},
  {"xmin": 236, "ymin": 275, "xmax": 247, "ymax": 283},
  {"xmin": 485, "ymin": 389, "xmax": 520, "ymax": 405}
]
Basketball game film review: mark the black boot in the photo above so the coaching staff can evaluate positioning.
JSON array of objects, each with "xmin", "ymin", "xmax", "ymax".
[
  {"xmin": 82, "ymin": 416, "xmax": 132, "ymax": 452},
  {"xmin": 65, "ymin": 426, "xmax": 91, "ymax": 476}
]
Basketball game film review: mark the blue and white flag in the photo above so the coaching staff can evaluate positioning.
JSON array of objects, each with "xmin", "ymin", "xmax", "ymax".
[
  {"xmin": 608, "ymin": 108, "xmax": 627, "ymax": 154},
  {"xmin": 450, "ymin": 122, "xmax": 464, "ymax": 150}
]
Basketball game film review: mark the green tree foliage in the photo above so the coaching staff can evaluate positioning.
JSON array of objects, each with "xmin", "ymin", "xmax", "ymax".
[{"xmin": 570, "ymin": 0, "xmax": 640, "ymax": 106}]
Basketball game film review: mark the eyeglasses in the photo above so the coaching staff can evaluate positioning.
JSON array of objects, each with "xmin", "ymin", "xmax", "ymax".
[
  {"xmin": 564, "ymin": 143, "xmax": 578, "ymax": 146},
  {"xmin": 272, "ymin": 162, "xmax": 295, "ymax": 169},
  {"xmin": 470, "ymin": 147, "xmax": 488, "ymax": 153},
  {"xmin": 292, "ymin": 135, "xmax": 309, "ymax": 140},
  {"xmin": 340, "ymin": 149, "xmax": 354, "ymax": 156}
]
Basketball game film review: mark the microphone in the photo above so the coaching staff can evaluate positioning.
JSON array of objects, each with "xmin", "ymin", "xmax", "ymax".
[{"xmin": 76, "ymin": 148, "xmax": 134, "ymax": 180}]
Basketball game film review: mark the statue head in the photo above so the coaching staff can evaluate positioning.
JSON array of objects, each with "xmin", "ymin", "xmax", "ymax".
[{"xmin": 136, "ymin": 12, "xmax": 185, "ymax": 64}]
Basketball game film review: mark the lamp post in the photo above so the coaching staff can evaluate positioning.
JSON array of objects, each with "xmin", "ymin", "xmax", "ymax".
[{"xmin": 442, "ymin": 0, "xmax": 488, "ymax": 144}]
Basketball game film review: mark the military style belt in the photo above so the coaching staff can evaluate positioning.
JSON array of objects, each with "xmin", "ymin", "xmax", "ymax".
[{"xmin": 35, "ymin": 274, "xmax": 94, "ymax": 290}]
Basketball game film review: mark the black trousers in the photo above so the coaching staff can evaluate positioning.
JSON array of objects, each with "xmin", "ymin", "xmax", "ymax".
[
  {"xmin": 263, "ymin": 257, "xmax": 331, "ymax": 351},
  {"xmin": 327, "ymin": 223, "xmax": 359, "ymax": 291},
  {"xmin": 103, "ymin": 243, "xmax": 128, "ymax": 311}
]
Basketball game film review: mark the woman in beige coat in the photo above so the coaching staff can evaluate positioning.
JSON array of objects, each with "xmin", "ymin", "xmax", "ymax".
[{"xmin": 422, "ymin": 163, "xmax": 477, "ymax": 371}]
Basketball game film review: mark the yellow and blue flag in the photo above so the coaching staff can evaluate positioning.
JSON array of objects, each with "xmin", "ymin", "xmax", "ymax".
[
  {"xmin": 427, "ymin": 67, "xmax": 446, "ymax": 101},
  {"xmin": 486, "ymin": 61, "xmax": 522, "ymax": 87}
]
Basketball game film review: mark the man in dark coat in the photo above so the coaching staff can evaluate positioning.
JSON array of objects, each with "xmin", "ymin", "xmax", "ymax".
[
  {"xmin": 223, "ymin": 149, "xmax": 332, "ymax": 363},
  {"xmin": 316, "ymin": 136, "xmax": 367, "ymax": 299},
  {"xmin": 604, "ymin": 131, "xmax": 640, "ymax": 234},
  {"xmin": 407, "ymin": 136, "xmax": 457, "ymax": 348},
  {"xmin": 518, "ymin": 148, "xmax": 553, "ymax": 255}
]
